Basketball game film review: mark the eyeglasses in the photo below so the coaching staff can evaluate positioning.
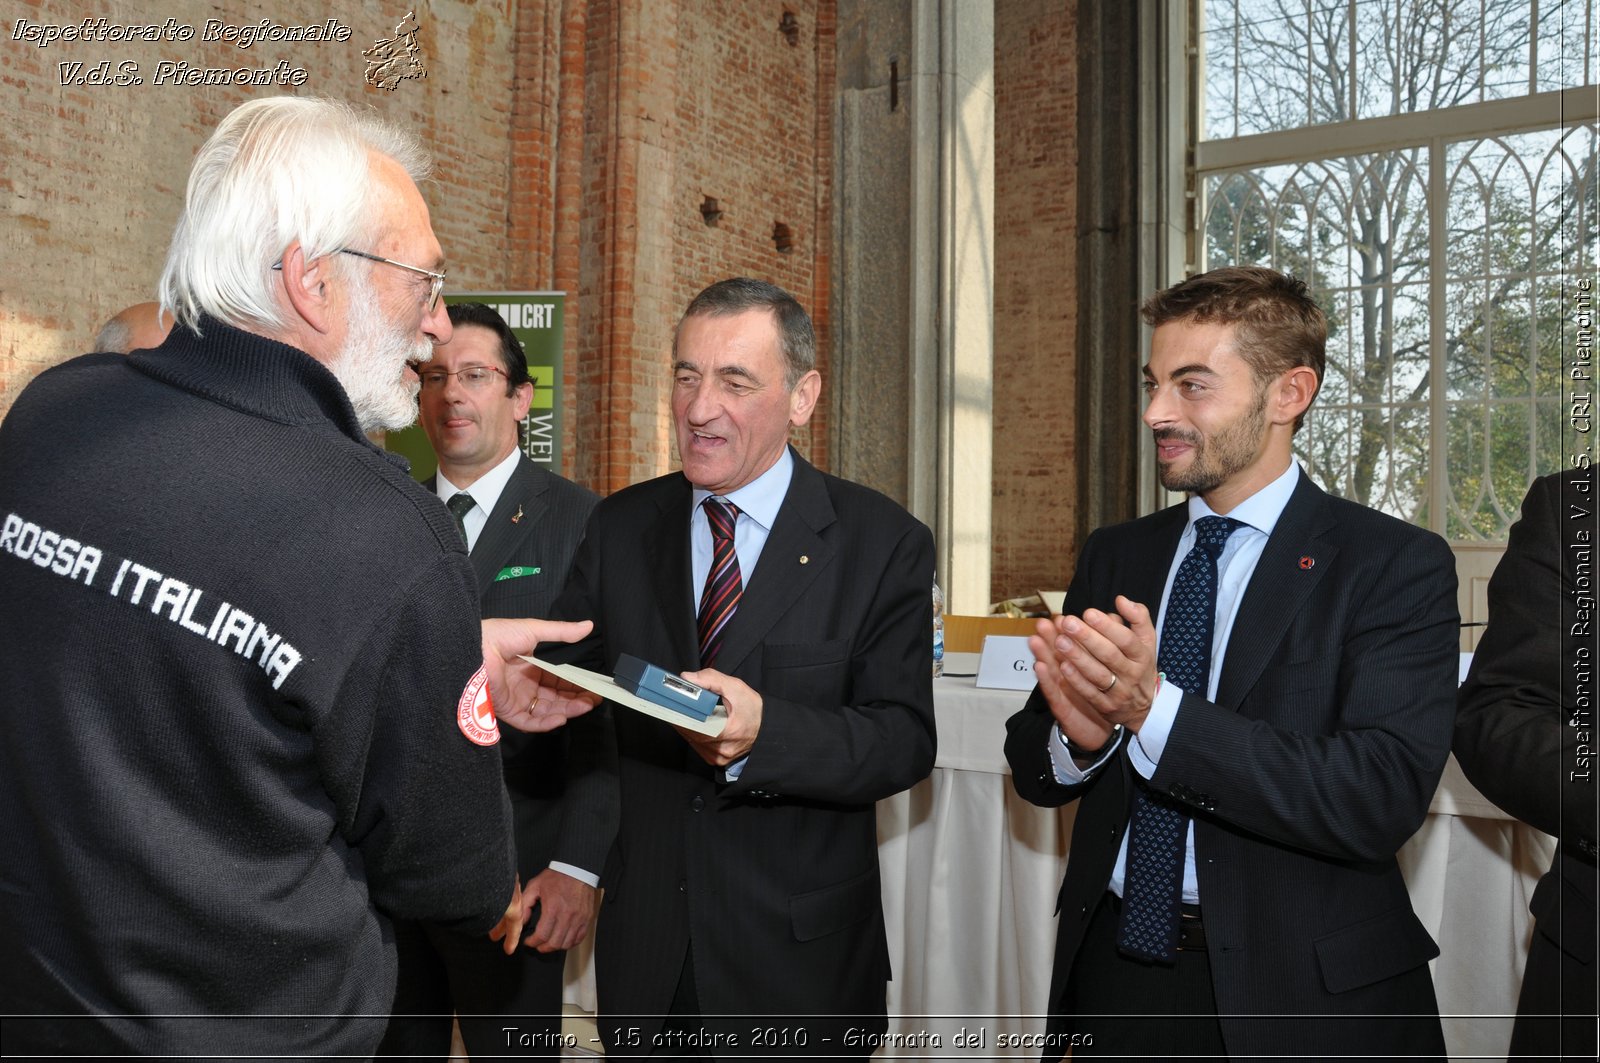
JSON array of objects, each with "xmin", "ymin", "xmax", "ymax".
[
  {"xmin": 271, "ymin": 248, "xmax": 447, "ymax": 312},
  {"xmin": 418, "ymin": 365, "xmax": 510, "ymax": 392},
  {"xmin": 337, "ymin": 248, "xmax": 447, "ymax": 312}
]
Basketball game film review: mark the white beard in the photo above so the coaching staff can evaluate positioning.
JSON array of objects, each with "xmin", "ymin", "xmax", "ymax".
[{"xmin": 326, "ymin": 271, "xmax": 433, "ymax": 433}]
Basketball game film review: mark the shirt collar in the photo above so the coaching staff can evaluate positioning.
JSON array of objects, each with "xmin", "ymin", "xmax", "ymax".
[
  {"xmin": 436, "ymin": 447, "xmax": 521, "ymax": 516},
  {"xmin": 691, "ymin": 446, "xmax": 794, "ymax": 533},
  {"xmin": 1185, "ymin": 459, "xmax": 1301, "ymax": 537}
]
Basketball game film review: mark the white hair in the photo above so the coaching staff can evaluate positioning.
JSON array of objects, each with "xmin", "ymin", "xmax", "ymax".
[
  {"xmin": 158, "ymin": 96, "xmax": 431, "ymax": 334},
  {"xmin": 326, "ymin": 265, "xmax": 432, "ymax": 433}
]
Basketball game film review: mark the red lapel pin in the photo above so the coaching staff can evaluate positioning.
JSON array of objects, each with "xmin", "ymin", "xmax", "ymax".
[{"xmin": 1298, "ymin": 555, "xmax": 1315, "ymax": 570}]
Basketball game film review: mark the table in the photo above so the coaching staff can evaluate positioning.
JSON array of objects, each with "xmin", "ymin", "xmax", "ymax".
[
  {"xmin": 872, "ymin": 676, "xmax": 1553, "ymax": 1060},
  {"xmin": 876, "ymin": 681, "xmax": 1070, "ymax": 1054}
]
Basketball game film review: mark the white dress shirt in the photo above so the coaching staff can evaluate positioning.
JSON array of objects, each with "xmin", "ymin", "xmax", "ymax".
[
  {"xmin": 1049, "ymin": 459, "xmax": 1302, "ymax": 903},
  {"xmin": 689, "ymin": 447, "xmax": 795, "ymax": 780},
  {"xmin": 433, "ymin": 448, "xmax": 521, "ymax": 551},
  {"xmin": 689, "ymin": 447, "xmax": 794, "ymax": 600}
]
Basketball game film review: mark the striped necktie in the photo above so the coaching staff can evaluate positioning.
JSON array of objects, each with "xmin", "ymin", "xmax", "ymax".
[{"xmin": 696, "ymin": 498, "xmax": 742, "ymax": 667}]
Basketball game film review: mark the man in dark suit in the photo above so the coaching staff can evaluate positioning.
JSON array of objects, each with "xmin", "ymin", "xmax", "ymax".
[
  {"xmin": 1005, "ymin": 266, "xmax": 1458, "ymax": 1060},
  {"xmin": 551, "ymin": 277, "xmax": 936, "ymax": 1058},
  {"xmin": 382, "ymin": 303, "xmax": 609, "ymax": 1061},
  {"xmin": 1456, "ymin": 468, "xmax": 1598, "ymax": 1060}
]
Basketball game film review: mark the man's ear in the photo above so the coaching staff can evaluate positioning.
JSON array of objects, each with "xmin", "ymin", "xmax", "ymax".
[
  {"xmin": 788, "ymin": 369, "xmax": 822, "ymax": 427},
  {"xmin": 1273, "ymin": 365, "xmax": 1319, "ymax": 426},
  {"xmin": 278, "ymin": 242, "xmax": 336, "ymax": 336},
  {"xmin": 512, "ymin": 380, "xmax": 534, "ymax": 421}
]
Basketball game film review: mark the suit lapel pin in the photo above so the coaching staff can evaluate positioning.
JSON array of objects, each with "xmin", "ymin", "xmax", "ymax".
[
  {"xmin": 512, "ymin": 505, "xmax": 523, "ymax": 525},
  {"xmin": 799, "ymin": 555, "xmax": 809, "ymax": 565},
  {"xmin": 1298, "ymin": 555, "xmax": 1314, "ymax": 569}
]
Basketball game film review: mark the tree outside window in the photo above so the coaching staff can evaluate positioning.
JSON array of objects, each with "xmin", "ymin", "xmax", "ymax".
[{"xmin": 1196, "ymin": 0, "xmax": 1597, "ymax": 540}]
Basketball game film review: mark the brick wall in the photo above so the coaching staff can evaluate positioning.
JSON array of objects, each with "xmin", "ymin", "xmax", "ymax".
[
  {"xmin": 0, "ymin": 1, "xmax": 538, "ymax": 411},
  {"xmin": 575, "ymin": 0, "xmax": 834, "ymax": 492},
  {"xmin": 1, "ymin": 0, "xmax": 836, "ymax": 497},
  {"xmin": 992, "ymin": 0, "xmax": 1079, "ymax": 601},
  {"xmin": 671, "ymin": 0, "xmax": 832, "ymax": 472}
]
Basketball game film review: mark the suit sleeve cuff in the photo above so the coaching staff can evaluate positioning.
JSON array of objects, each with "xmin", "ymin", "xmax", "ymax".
[
  {"xmin": 1049, "ymin": 723, "xmax": 1122, "ymax": 783},
  {"xmin": 720, "ymin": 755, "xmax": 749, "ymax": 782},
  {"xmin": 546, "ymin": 861, "xmax": 600, "ymax": 889},
  {"xmin": 1129, "ymin": 678, "xmax": 1183, "ymax": 779}
]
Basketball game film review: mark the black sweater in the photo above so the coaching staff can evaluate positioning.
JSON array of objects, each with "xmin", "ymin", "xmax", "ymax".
[{"xmin": 0, "ymin": 319, "xmax": 515, "ymax": 1056}]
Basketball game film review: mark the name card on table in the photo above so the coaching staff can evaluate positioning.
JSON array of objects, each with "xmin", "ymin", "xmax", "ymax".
[{"xmin": 975, "ymin": 635, "xmax": 1037, "ymax": 690}]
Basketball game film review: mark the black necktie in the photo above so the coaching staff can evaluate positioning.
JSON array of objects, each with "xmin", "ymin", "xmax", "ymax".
[
  {"xmin": 1117, "ymin": 515, "xmax": 1240, "ymax": 962},
  {"xmin": 696, "ymin": 499, "xmax": 742, "ymax": 667},
  {"xmin": 446, "ymin": 492, "xmax": 476, "ymax": 548}
]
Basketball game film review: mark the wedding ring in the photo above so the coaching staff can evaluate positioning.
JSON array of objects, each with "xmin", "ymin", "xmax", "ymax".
[{"xmin": 1100, "ymin": 675, "xmax": 1118, "ymax": 694}]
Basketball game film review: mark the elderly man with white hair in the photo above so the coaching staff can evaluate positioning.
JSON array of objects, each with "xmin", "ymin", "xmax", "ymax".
[{"xmin": 0, "ymin": 96, "xmax": 594, "ymax": 1057}]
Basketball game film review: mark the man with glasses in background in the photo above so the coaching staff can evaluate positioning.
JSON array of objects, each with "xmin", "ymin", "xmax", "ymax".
[
  {"xmin": 382, "ymin": 303, "xmax": 611, "ymax": 1061},
  {"xmin": 0, "ymin": 97, "xmax": 596, "ymax": 1058}
]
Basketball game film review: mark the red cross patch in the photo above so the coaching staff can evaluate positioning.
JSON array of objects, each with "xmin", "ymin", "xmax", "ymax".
[{"xmin": 456, "ymin": 665, "xmax": 500, "ymax": 746}]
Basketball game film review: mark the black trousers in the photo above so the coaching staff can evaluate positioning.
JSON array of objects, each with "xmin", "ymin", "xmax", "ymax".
[
  {"xmin": 378, "ymin": 917, "xmax": 567, "ymax": 1061},
  {"xmin": 1052, "ymin": 893, "xmax": 1227, "ymax": 1061},
  {"xmin": 606, "ymin": 944, "xmax": 872, "ymax": 1063},
  {"xmin": 1509, "ymin": 916, "xmax": 1599, "ymax": 1060}
]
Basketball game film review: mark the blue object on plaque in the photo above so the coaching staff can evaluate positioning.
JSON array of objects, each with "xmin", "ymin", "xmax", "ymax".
[{"xmin": 613, "ymin": 654, "xmax": 719, "ymax": 720}]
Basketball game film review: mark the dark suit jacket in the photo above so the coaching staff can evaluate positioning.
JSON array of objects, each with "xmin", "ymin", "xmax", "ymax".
[
  {"xmin": 551, "ymin": 449, "xmax": 935, "ymax": 1048},
  {"xmin": 1456, "ymin": 470, "xmax": 1598, "ymax": 999},
  {"xmin": 1005, "ymin": 472, "xmax": 1458, "ymax": 1059},
  {"xmin": 429, "ymin": 457, "xmax": 610, "ymax": 880}
]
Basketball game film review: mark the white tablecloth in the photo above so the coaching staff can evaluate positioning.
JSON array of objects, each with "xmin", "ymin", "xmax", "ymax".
[{"xmin": 871, "ymin": 676, "xmax": 1553, "ymax": 1060}]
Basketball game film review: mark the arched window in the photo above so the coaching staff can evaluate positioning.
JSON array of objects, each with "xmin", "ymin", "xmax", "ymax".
[{"xmin": 1192, "ymin": 0, "xmax": 1596, "ymax": 540}]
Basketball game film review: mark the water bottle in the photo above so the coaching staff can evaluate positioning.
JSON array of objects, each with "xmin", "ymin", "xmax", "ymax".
[{"xmin": 931, "ymin": 581, "xmax": 945, "ymax": 677}]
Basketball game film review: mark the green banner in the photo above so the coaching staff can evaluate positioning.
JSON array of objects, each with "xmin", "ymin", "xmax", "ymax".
[{"xmin": 386, "ymin": 292, "xmax": 566, "ymax": 482}]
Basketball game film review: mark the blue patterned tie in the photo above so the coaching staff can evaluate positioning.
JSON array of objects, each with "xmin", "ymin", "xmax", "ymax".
[
  {"xmin": 697, "ymin": 499, "xmax": 742, "ymax": 667},
  {"xmin": 1117, "ymin": 514, "xmax": 1240, "ymax": 962}
]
